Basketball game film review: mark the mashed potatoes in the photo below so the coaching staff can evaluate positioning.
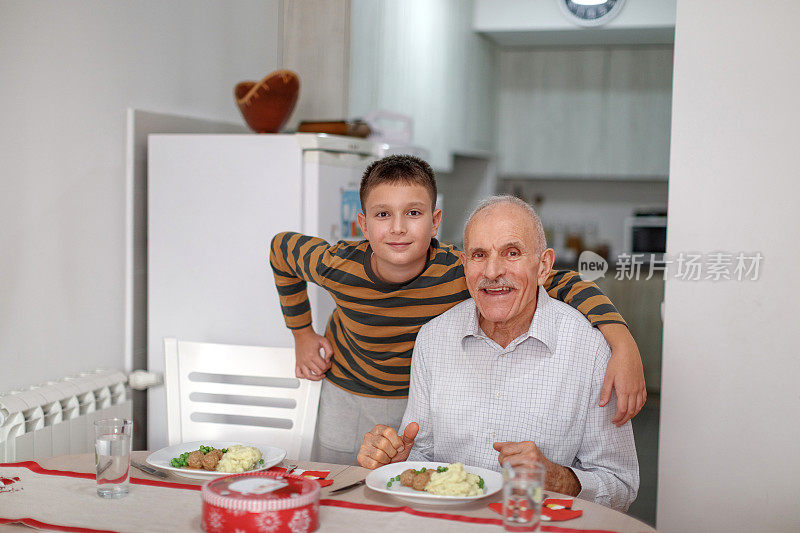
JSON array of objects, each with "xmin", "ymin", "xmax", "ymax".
[
  {"xmin": 215, "ymin": 445, "xmax": 262, "ymax": 473},
  {"xmin": 425, "ymin": 463, "xmax": 483, "ymax": 497}
]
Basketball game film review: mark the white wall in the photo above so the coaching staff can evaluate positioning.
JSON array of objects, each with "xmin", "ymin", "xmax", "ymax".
[
  {"xmin": 658, "ymin": 1, "xmax": 800, "ymax": 532},
  {"xmin": 0, "ymin": 0, "xmax": 280, "ymax": 392}
]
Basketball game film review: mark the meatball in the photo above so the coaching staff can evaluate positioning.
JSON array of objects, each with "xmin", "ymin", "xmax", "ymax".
[
  {"xmin": 202, "ymin": 451, "xmax": 220, "ymax": 470},
  {"xmin": 210, "ymin": 449, "xmax": 224, "ymax": 461},
  {"xmin": 412, "ymin": 471, "xmax": 431, "ymax": 491},
  {"xmin": 186, "ymin": 450, "xmax": 204, "ymax": 469},
  {"xmin": 400, "ymin": 469, "xmax": 416, "ymax": 487}
]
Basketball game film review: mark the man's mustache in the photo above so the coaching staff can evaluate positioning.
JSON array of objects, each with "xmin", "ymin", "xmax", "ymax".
[{"xmin": 476, "ymin": 277, "xmax": 518, "ymax": 290}]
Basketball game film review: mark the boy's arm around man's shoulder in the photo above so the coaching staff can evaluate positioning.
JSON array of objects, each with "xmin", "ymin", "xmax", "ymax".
[{"xmin": 542, "ymin": 269, "xmax": 626, "ymax": 327}]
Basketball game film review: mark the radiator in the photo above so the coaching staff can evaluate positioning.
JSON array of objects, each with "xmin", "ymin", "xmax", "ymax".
[{"xmin": 0, "ymin": 369, "xmax": 131, "ymax": 462}]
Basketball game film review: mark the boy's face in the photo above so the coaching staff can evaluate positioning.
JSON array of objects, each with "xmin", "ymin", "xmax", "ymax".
[{"xmin": 357, "ymin": 182, "xmax": 441, "ymax": 280}]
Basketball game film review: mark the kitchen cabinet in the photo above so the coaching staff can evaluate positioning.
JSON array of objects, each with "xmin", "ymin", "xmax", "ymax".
[
  {"xmin": 497, "ymin": 46, "xmax": 673, "ymax": 179},
  {"xmin": 348, "ymin": 0, "xmax": 497, "ymax": 172},
  {"xmin": 281, "ymin": 0, "xmax": 350, "ymax": 131}
]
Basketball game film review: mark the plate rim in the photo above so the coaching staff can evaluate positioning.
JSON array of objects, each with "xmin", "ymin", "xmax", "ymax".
[
  {"xmin": 145, "ymin": 440, "xmax": 286, "ymax": 477},
  {"xmin": 365, "ymin": 461, "xmax": 502, "ymax": 502}
]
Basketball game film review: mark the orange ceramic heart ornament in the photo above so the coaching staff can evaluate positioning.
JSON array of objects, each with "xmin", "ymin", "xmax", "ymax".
[{"xmin": 234, "ymin": 70, "xmax": 300, "ymax": 133}]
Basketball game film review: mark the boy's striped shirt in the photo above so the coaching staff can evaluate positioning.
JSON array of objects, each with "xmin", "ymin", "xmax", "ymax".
[{"xmin": 270, "ymin": 232, "xmax": 625, "ymax": 398}]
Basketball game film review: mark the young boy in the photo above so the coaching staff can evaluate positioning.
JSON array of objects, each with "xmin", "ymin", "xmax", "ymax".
[{"xmin": 270, "ymin": 155, "xmax": 645, "ymax": 464}]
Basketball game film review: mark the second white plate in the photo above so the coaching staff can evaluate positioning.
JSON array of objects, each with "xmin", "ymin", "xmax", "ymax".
[
  {"xmin": 146, "ymin": 440, "xmax": 286, "ymax": 480},
  {"xmin": 365, "ymin": 461, "xmax": 502, "ymax": 506}
]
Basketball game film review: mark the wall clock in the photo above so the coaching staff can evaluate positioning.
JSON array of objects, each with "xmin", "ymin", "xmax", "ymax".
[{"xmin": 556, "ymin": 0, "xmax": 627, "ymax": 27}]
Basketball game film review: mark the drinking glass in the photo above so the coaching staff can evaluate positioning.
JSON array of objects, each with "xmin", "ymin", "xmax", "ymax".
[
  {"xmin": 94, "ymin": 418, "xmax": 132, "ymax": 498},
  {"xmin": 502, "ymin": 462, "xmax": 545, "ymax": 532}
]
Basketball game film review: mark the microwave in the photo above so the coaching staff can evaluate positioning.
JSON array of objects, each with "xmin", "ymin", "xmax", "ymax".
[{"xmin": 623, "ymin": 214, "xmax": 667, "ymax": 258}]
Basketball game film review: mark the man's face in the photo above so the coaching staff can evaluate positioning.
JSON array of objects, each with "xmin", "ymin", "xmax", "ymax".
[
  {"xmin": 357, "ymin": 182, "xmax": 441, "ymax": 275},
  {"xmin": 462, "ymin": 204, "xmax": 554, "ymax": 331}
]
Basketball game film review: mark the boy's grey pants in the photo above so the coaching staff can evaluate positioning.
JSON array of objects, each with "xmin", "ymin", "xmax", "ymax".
[{"xmin": 311, "ymin": 379, "xmax": 408, "ymax": 466}]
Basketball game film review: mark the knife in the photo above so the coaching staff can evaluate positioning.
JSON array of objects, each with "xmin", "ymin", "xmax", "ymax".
[
  {"xmin": 328, "ymin": 479, "xmax": 365, "ymax": 494},
  {"xmin": 131, "ymin": 461, "xmax": 168, "ymax": 478}
]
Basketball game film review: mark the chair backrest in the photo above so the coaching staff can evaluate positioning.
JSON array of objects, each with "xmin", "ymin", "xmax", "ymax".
[{"xmin": 163, "ymin": 338, "xmax": 321, "ymax": 460}]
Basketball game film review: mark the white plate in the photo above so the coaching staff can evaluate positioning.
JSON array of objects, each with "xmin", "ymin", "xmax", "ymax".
[
  {"xmin": 146, "ymin": 440, "xmax": 286, "ymax": 480},
  {"xmin": 365, "ymin": 461, "xmax": 502, "ymax": 506}
]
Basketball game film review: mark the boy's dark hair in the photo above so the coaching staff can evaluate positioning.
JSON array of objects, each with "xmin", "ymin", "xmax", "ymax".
[{"xmin": 359, "ymin": 154, "xmax": 437, "ymax": 211}]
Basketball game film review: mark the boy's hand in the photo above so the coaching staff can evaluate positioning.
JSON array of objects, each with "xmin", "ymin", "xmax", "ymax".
[
  {"xmin": 291, "ymin": 326, "xmax": 333, "ymax": 381},
  {"xmin": 597, "ymin": 323, "xmax": 646, "ymax": 426},
  {"xmin": 357, "ymin": 422, "xmax": 419, "ymax": 469}
]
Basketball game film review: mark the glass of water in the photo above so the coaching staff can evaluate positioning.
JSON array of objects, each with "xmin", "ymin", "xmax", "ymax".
[
  {"xmin": 94, "ymin": 418, "xmax": 132, "ymax": 498},
  {"xmin": 502, "ymin": 462, "xmax": 545, "ymax": 532}
]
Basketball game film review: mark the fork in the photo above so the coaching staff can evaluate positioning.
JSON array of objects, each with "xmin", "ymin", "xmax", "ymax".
[{"xmin": 284, "ymin": 464, "xmax": 298, "ymax": 475}]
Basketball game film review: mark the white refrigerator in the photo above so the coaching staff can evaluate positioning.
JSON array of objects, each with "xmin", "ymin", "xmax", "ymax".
[{"xmin": 146, "ymin": 133, "xmax": 412, "ymax": 449}]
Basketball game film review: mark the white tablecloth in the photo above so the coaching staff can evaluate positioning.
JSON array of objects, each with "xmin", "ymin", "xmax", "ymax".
[{"xmin": 0, "ymin": 452, "xmax": 656, "ymax": 532}]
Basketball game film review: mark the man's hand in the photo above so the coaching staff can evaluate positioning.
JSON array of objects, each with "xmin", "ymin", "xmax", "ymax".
[
  {"xmin": 596, "ymin": 323, "xmax": 647, "ymax": 426},
  {"xmin": 494, "ymin": 440, "xmax": 548, "ymax": 468},
  {"xmin": 291, "ymin": 326, "xmax": 333, "ymax": 381},
  {"xmin": 357, "ymin": 422, "xmax": 419, "ymax": 469},
  {"xmin": 493, "ymin": 441, "xmax": 580, "ymax": 496}
]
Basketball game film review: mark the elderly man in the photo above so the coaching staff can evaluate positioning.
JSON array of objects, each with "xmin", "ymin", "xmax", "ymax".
[{"xmin": 356, "ymin": 195, "xmax": 639, "ymax": 511}]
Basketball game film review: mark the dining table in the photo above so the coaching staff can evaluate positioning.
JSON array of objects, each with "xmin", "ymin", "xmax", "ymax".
[{"xmin": 0, "ymin": 452, "xmax": 657, "ymax": 532}]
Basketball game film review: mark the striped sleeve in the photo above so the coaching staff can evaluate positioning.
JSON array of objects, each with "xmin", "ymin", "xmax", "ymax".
[
  {"xmin": 543, "ymin": 269, "xmax": 627, "ymax": 327},
  {"xmin": 269, "ymin": 231, "xmax": 332, "ymax": 330}
]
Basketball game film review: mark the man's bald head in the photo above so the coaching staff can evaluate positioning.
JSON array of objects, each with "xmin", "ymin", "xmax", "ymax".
[{"xmin": 463, "ymin": 195, "xmax": 547, "ymax": 255}]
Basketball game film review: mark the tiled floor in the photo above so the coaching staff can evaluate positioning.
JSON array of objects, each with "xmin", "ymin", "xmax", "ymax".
[{"xmin": 626, "ymin": 394, "xmax": 660, "ymax": 526}]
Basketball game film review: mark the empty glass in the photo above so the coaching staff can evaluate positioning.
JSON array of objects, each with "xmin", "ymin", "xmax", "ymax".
[
  {"xmin": 502, "ymin": 462, "xmax": 545, "ymax": 532},
  {"xmin": 94, "ymin": 418, "xmax": 132, "ymax": 498}
]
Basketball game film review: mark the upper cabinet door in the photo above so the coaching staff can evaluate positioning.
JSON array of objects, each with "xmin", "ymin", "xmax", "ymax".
[
  {"xmin": 497, "ymin": 46, "xmax": 673, "ymax": 179},
  {"xmin": 349, "ymin": 0, "xmax": 496, "ymax": 172}
]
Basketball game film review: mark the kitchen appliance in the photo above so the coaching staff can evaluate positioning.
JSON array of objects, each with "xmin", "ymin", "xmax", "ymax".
[
  {"xmin": 147, "ymin": 133, "xmax": 427, "ymax": 450},
  {"xmin": 623, "ymin": 210, "xmax": 667, "ymax": 259}
]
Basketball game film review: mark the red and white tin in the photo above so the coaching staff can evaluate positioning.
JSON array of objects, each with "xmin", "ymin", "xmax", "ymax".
[{"xmin": 202, "ymin": 471, "xmax": 320, "ymax": 533}]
